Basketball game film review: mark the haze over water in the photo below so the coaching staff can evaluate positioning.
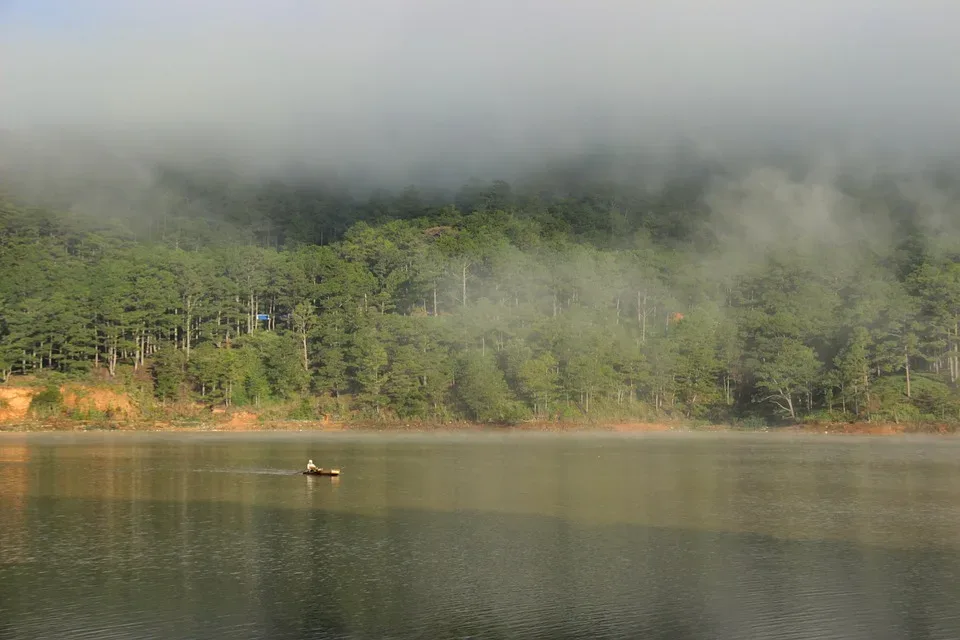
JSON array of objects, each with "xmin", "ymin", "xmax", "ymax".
[{"xmin": 1, "ymin": 432, "xmax": 959, "ymax": 638}]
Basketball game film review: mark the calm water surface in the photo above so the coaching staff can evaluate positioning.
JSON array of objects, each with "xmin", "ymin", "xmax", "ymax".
[{"xmin": 1, "ymin": 431, "xmax": 959, "ymax": 639}]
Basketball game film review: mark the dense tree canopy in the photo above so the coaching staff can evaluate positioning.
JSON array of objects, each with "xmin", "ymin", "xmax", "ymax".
[{"xmin": 3, "ymin": 156, "xmax": 960, "ymax": 425}]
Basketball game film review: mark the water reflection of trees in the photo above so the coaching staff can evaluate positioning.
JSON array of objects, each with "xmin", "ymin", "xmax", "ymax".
[
  {"xmin": 3, "ymin": 435, "xmax": 960, "ymax": 637},
  {"xmin": 0, "ymin": 441, "xmax": 29, "ymax": 564},
  {"xmin": 11, "ymin": 434, "xmax": 960, "ymax": 548}
]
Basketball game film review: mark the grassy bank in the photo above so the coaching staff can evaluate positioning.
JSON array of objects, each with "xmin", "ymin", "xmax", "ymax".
[
  {"xmin": 1, "ymin": 414, "xmax": 956, "ymax": 436},
  {"xmin": 2, "ymin": 375, "xmax": 957, "ymax": 436}
]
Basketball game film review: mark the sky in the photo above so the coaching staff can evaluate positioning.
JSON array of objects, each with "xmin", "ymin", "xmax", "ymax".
[{"xmin": 2, "ymin": 0, "xmax": 960, "ymax": 184}]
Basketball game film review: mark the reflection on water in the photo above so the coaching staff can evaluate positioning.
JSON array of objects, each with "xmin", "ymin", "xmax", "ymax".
[
  {"xmin": 0, "ymin": 440, "xmax": 29, "ymax": 566},
  {"xmin": 1, "ymin": 432, "xmax": 959, "ymax": 639}
]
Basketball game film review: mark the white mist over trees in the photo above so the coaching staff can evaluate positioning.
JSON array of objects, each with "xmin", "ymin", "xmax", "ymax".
[{"xmin": 4, "ymin": 154, "xmax": 960, "ymax": 426}]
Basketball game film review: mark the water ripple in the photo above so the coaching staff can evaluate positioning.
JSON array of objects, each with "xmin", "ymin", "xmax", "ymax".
[{"xmin": 3, "ymin": 434, "xmax": 960, "ymax": 639}]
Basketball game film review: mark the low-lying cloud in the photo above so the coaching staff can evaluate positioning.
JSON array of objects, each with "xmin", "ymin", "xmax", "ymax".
[{"xmin": 3, "ymin": 0, "xmax": 960, "ymax": 184}]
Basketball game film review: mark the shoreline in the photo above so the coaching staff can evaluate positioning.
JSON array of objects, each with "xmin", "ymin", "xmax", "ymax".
[
  {"xmin": 3, "ymin": 382, "xmax": 957, "ymax": 437},
  {"xmin": 0, "ymin": 417, "xmax": 956, "ymax": 436}
]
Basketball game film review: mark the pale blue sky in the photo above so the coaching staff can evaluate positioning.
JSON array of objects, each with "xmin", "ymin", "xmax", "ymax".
[
  {"xmin": 2, "ymin": 0, "xmax": 107, "ymax": 27},
  {"xmin": 1, "ymin": 0, "xmax": 330, "ymax": 28}
]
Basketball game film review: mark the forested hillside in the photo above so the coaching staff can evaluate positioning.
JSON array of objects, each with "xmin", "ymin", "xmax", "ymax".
[{"xmin": 3, "ymin": 156, "xmax": 960, "ymax": 426}]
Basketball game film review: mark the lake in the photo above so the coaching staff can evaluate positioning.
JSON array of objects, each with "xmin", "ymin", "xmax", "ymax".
[{"xmin": 1, "ymin": 431, "xmax": 959, "ymax": 639}]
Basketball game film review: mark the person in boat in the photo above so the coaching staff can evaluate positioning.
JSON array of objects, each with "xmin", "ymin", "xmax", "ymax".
[{"xmin": 306, "ymin": 459, "xmax": 319, "ymax": 472}]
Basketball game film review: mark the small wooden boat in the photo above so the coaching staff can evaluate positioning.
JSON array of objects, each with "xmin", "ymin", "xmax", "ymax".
[{"xmin": 302, "ymin": 468, "xmax": 341, "ymax": 476}]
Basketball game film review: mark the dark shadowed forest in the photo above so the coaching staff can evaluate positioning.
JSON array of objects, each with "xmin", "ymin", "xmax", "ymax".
[{"xmin": 4, "ymin": 150, "xmax": 960, "ymax": 427}]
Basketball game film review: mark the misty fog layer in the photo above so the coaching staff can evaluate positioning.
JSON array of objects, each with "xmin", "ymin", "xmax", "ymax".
[{"xmin": 3, "ymin": 0, "xmax": 960, "ymax": 184}]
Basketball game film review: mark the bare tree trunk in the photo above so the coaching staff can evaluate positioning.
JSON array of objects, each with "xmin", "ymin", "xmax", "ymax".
[
  {"xmin": 108, "ymin": 339, "xmax": 118, "ymax": 377},
  {"xmin": 301, "ymin": 333, "xmax": 309, "ymax": 372},
  {"xmin": 905, "ymin": 348, "xmax": 912, "ymax": 398},
  {"xmin": 950, "ymin": 322, "xmax": 960, "ymax": 384},
  {"xmin": 185, "ymin": 305, "xmax": 192, "ymax": 362},
  {"xmin": 863, "ymin": 369, "xmax": 871, "ymax": 417},
  {"xmin": 638, "ymin": 291, "xmax": 648, "ymax": 344}
]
